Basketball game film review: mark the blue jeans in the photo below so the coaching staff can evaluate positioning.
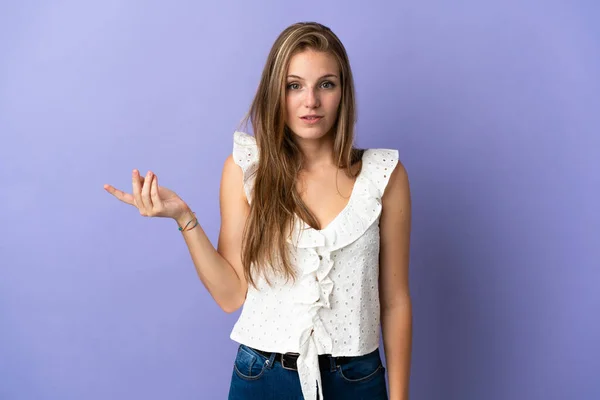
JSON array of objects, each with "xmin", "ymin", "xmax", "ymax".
[{"xmin": 228, "ymin": 344, "xmax": 388, "ymax": 400}]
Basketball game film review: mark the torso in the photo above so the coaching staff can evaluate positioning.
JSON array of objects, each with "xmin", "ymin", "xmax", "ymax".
[{"xmin": 231, "ymin": 131, "xmax": 400, "ymax": 400}]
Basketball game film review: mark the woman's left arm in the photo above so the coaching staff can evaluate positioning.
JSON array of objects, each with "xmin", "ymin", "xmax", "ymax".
[{"xmin": 379, "ymin": 160, "xmax": 412, "ymax": 400}]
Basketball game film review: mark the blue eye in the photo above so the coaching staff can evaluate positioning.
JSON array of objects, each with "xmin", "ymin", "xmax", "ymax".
[
  {"xmin": 287, "ymin": 83, "xmax": 300, "ymax": 90},
  {"xmin": 321, "ymin": 81, "xmax": 336, "ymax": 89}
]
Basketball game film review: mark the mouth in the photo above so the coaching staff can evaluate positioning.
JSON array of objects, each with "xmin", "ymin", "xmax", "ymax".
[{"xmin": 300, "ymin": 116, "xmax": 323, "ymax": 124}]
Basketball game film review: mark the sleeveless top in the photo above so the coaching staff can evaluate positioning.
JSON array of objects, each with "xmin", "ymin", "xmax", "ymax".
[{"xmin": 229, "ymin": 131, "xmax": 399, "ymax": 400}]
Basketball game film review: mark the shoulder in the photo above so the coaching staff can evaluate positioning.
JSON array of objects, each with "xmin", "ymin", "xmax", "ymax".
[
  {"xmin": 359, "ymin": 146, "xmax": 409, "ymax": 208},
  {"xmin": 232, "ymin": 131, "xmax": 258, "ymax": 170},
  {"xmin": 233, "ymin": 130, "xmax": 257, "ymax": 147},
  {"xmin": 383, "ymin": 159, "xmax": 409, "ymax": 199},
  {"xmin": 360, "ymin": 148, "xmax": 402, "ymax": 198},
  {"xmin": 381, "ymin": 157, "xmax": 410, "ymax": 218},
  {"xmin": 222, "ymin": 154, "xmax": 244, "ymax": 189},
  {"xmin": 229, "ymin": 131, "xmax": 259, "ymax": 202},
  {"xmin": 223, "ymin": 153, "xmax": 242, "ymax": 174}
]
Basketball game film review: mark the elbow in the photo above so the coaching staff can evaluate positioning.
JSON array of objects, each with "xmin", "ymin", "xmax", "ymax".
[
  {"xmin": 381, "ymin": 293, "xmax": 412, "ymax": 314},
  {"xmin": 219, "ymin": 294, "xmax": 245, "ymax": 314},
  {"xmin": 221, "ymin": 303, "xmax": 241, "ymax": 314},
  {"xmin": 214, "ymin": 276, "xmax": 247, "ymax": 313}
]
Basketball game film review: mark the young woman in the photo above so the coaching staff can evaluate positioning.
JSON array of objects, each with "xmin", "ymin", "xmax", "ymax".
[{"xmin": 104, "ymin": 22, "xmax": 412, "ymax": 400}]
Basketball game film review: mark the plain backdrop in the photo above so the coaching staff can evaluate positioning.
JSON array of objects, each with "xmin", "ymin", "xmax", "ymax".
[{"xmin": 1, "ymin": 1, "xmax": 598, "ymax": 399}]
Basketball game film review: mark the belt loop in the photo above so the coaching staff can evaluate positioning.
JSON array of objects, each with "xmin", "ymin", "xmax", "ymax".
[
  {"xmin": 265, "ymin": 351, "xmax": 277, "ymax": 369},
  {"xmin": 329, "ymin": 354, "xmax": 337, "ymax": 372}
]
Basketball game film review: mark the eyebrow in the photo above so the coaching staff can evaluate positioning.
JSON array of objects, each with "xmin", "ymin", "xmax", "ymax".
[{"xmin": 286, "ymin": 74, "xmax": 339, "ymax": 80}]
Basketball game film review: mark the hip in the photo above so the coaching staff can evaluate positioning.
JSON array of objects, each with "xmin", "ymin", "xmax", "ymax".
[{"xmin": 228, "ymin": 344, "xmax": 388, "ymax": 399}]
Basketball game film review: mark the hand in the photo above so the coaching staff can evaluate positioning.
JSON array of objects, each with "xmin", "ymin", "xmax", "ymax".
[{"xmin": 104, "ymin": 169, "xmax": 191, "ymax": 221}]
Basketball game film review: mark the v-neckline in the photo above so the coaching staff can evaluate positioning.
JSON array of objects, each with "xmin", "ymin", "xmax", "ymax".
[{"xmin": 300, "ymin": 151, "xmax": 367, "ymax": 233}]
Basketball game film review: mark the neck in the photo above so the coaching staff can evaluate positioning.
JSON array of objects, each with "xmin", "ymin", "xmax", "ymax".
[{"xmin": 296, "ymin": 134, "xmax": 336, "ymax": 172}]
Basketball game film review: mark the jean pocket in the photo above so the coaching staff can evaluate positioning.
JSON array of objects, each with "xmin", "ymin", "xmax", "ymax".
[
  {"xmin": 233, "ymin": 345, "xmax": 268, "ymax": 381},
  {"xmin": 337, "ymin": 349, "xmax": 385, "ymax": 383}
]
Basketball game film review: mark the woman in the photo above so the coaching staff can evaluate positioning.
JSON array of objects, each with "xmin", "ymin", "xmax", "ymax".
[{"xmin": 104, "ymin": 21, "xmax": 412, "ymax": 400}]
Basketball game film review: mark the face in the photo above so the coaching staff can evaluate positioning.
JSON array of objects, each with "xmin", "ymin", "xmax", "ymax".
[{"xmin": 284, "ymin": 49, "xmax": 342, "ymax": 140}]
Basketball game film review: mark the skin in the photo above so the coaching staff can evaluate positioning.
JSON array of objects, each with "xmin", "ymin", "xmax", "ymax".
[{"xmin": 104, "ymin": 48, "xmax": 412, "ymax": 399}]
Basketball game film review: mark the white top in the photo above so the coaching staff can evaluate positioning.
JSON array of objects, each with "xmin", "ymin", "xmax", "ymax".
[{"xmin": 229, "ymin": 131, "xmax": 399, "ymax": 400}]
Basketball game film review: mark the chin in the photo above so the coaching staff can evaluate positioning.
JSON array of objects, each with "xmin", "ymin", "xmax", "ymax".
[{"xmin": 287, "ymin": 125, "xmax": 333, "ymax": 141}]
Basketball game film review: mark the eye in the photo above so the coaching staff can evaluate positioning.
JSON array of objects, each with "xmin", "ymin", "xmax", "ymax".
[
  {"xmin": 286, "ymin": 83, "xmax": 300, "ymax": 90},
  {"xmin": 321, "ymin": 81, "xmax": 336, "ymax": 89}
]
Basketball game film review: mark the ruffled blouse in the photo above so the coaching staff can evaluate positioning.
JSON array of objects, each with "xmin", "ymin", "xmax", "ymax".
[{"xmin": 229, "ymin": 131, "xmax": 398, "ymax": 399}]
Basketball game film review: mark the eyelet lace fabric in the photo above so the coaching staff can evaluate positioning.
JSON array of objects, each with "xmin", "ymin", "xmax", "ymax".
[{"xmin": 230, "ymin": 131, "xmax": 398, "ymax": 399}]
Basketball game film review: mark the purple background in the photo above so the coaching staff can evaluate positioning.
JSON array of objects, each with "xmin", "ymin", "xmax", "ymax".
[{"xmin": 1, "ymin": 1, "xmax": 598, "ymax": 399}]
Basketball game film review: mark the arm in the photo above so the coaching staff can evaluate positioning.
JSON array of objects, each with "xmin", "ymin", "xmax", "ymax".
[
  {"xmin": 176, "ymin": 154, "xmax": 249, "ymax": 313},
  {"xmin": 379, "ymin": 161, "xmax": 412, "ymax": 400}
]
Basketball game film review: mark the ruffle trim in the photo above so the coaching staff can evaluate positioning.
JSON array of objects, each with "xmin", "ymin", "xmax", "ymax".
[
  {"xmin": 287, "ymin": 148, "xmax": 394, "ymax": 250},
  {"xmin": 232, "ymin": 131, "xmax": 259, "ymax": 203},
  {"xmin": 290, "ymin": 148, "xmax": 398, "ymax": 400}
]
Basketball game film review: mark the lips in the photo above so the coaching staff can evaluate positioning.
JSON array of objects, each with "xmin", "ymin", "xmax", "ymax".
[{"xmin": 300, "ymin": 116, "xmax": 323, "ymax": 124}]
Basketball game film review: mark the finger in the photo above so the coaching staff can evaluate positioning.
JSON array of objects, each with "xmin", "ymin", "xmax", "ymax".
[
  {"xmin": 104, "ymin": 184, "xmax": 135, "ymax": 206},
  {"xmin": 141, "ymin": 171, "xmax": 154, "ymax": 213},
  {"xmin": 150, "ymin": 173, "xmax": 161, "ymax": 209},
  {"xmin": 132, "ymin": 169, "xmax": 145, "ymax": 213}
]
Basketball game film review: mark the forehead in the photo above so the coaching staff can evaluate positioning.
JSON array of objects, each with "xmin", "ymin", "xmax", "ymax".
[{"xmin": 287, "ymin": 49, "xmax": 339, "ymax": 77}]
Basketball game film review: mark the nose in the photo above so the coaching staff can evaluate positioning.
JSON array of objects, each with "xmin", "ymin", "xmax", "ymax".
[{"xmin": 304, "ymin": 87, "xmax": 320, "ymax": 109}]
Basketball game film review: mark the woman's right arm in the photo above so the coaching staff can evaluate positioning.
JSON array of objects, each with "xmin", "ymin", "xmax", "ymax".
[{"xmin": 176, "ymin": 154, "xmax": 249, "ymax": 313}]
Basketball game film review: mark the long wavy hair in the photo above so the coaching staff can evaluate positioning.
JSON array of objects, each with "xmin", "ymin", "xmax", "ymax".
[{"xmin": 240, "ymin": 22, "xmax": 363, "ymax": 288}]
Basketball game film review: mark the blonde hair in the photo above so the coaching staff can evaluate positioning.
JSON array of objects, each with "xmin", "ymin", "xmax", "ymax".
[{"xmin": 240, "ymin": 22, "xmax": 363, "ymax": 288}]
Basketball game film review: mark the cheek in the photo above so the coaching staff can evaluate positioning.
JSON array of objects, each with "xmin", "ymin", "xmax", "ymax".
[
  {"xmin": 284, "ymin": 97, "xmax": 292, "ymax": 119},
  {"xmin": 285, "ymin": 95, "xmax": 299, "ymax": 118},
  {"xmin": 326, "ymin": 93, "xmax": 342, "ymax": 114}
]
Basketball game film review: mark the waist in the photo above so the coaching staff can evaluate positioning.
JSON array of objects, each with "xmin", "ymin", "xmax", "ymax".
[{"xmin": 249, "ymin": 346, "xmax": 356, "ymax": 371}]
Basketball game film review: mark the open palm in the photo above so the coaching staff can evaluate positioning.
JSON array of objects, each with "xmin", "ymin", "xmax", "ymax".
[{"xmin": 104, "ymin": 169, "xmax": 189, "ymax": 219}]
